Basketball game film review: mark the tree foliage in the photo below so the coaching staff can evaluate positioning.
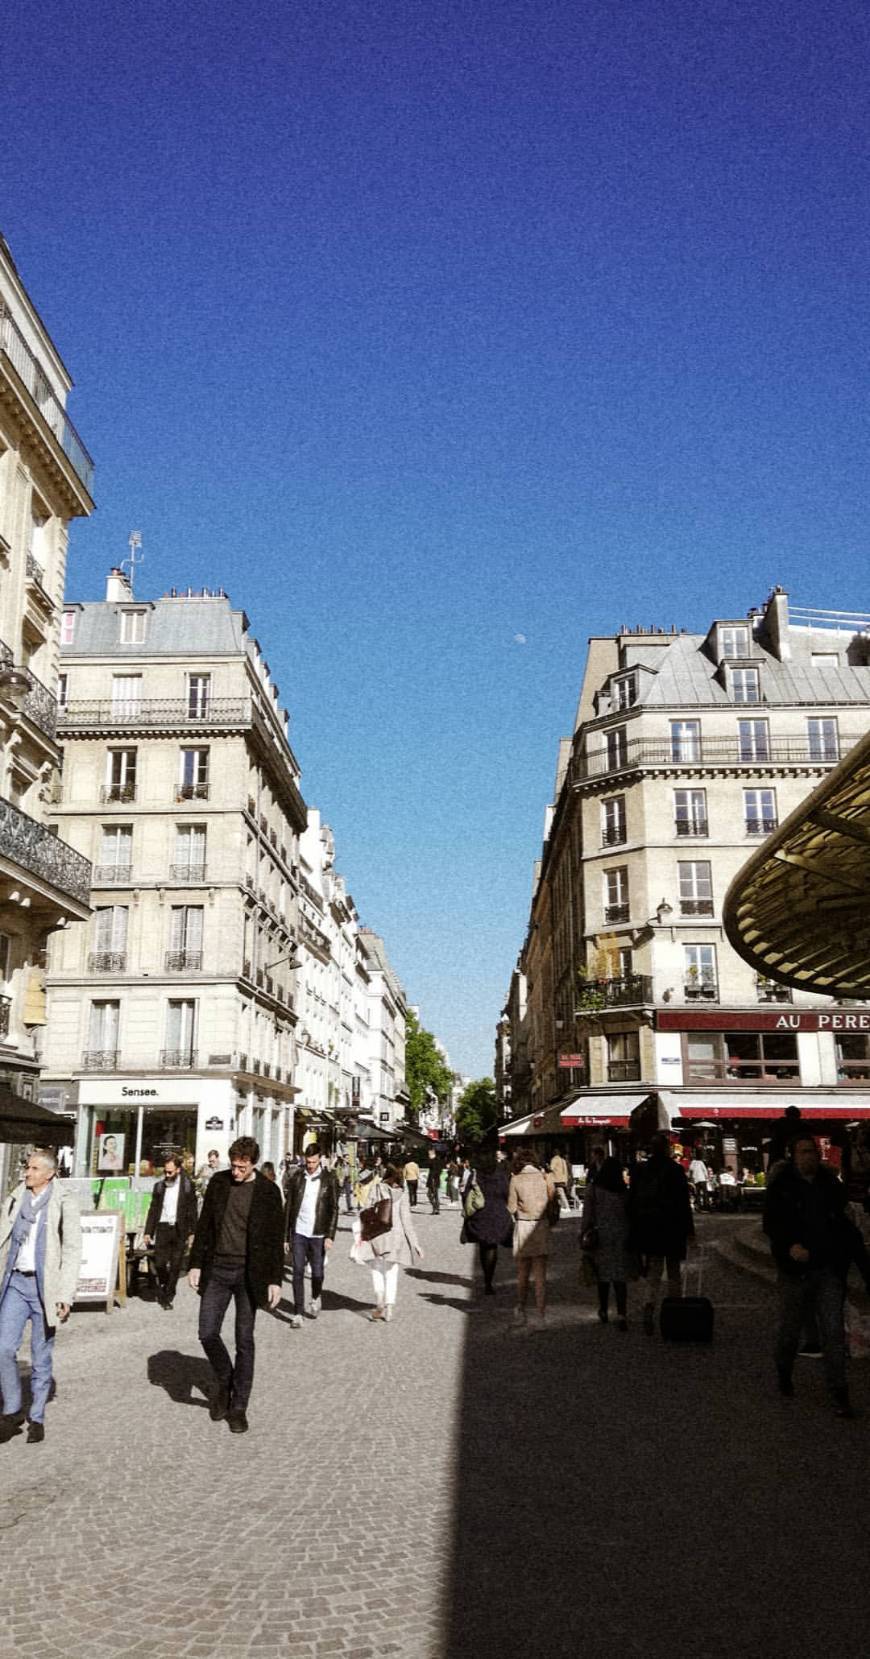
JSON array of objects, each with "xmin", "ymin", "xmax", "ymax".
[
  {"xmin": 455, "ymin": 1077, "xmax": 499, "ymax": 1143},
  {"xmin": 405, "ymin": 1009, "xmax": 453, "ymax": 1118}
]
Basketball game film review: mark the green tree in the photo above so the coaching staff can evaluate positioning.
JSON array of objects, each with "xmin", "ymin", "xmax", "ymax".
[
  {"xmin": 404, "ymin": 1009, "xmax": 453, "ymax": 1118},
  {"xmin": 455, "ymin": 1077, "xmax": 499, "ymax": 1143}
]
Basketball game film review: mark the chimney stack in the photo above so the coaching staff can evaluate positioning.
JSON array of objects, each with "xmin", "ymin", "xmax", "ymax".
[{"xmin": 105, "ymin": 567, "xmax": 133, "ymax": 603}]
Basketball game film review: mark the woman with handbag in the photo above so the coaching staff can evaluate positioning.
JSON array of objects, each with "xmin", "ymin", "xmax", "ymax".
[
  {"xmin": 581, "ymin": 1156, "xmax": 632, "ymax": 1329},
  {"xmin": 461, "ymin": 1149, "xmax": 513, "ymax": 1295},
  {"xmin": 358, "ymin": 1165, "xmax": 424, "ymax": 1321},
  {"xmin": 507, "ymin": 1147, "xmax": 557, "ymax": 1325}
]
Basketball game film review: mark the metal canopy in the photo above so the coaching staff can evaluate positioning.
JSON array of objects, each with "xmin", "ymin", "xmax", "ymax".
[{"xmin": 723, "ymin": 728, "xmax": 870, "ymax": 997}]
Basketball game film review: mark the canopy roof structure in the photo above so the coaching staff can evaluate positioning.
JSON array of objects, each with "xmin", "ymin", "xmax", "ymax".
[{"xmin": 723, "ymin": 728, "xmax": 870, "ymax": 997}]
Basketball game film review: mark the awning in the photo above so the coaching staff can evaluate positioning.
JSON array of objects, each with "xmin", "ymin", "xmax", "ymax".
[
  {"xmin": 659, "ymin": 1091, "xmax": 870, "ymax": 1123},
  {"xmin": 501, "ymin": 1104, "xmax": 567, "ymax": 1137},
  {"xmin": 560, "ymin": 1094, "xmax": 649, "ymax": 1129},
  {"xmin": 0, "ymin": 1088, "xmax": 75, "ymax": 1145}
]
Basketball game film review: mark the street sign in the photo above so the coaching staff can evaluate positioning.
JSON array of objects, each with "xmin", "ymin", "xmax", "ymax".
[{"xmin": 558, "ymin": 1054, "xmax": 584, "ymax": 1068}]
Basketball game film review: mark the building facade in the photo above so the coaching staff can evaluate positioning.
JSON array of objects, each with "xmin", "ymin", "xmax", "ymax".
[
  {"xmin": 357, "ymin": 929, "xmax": 408, "ymax": 1129},
  {"xmin": 43, "ymin": 574, "xmax": 307, "ymax": 1174},
  {"xmin": 0, "ymin": 237, "xmax": 93, "ymax": 1171},
  {"xmin": 501, "ymin": 589, "xmax": 870, "ymax": 1169}
]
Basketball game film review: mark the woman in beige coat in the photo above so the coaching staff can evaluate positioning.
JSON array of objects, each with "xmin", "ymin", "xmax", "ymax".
[
  {"xmin": 358, "ymin": 1165, "xmax": 423, "ymax": 1321},
  {"xmin": 507, "ymin": 1148, "xmax": 556, "ymax": 1324}
]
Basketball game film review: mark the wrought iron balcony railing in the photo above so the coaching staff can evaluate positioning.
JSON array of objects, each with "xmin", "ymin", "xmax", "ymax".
[
  {"xmin": 101, "ymin": 783, "xmax": 136, "ymax": 803},
  {"xmin": 0, "ymin": 307, "xmax": 95, "ymax": 494},
  {"xmin": 684, "ymin": 978, "xmax": 719, "ymax": 1001},
  {"xmin": 675, "ymin": 819, "xmax": 709, "ymax": 837},
  {"xmin": 607, "ymin": 1060, "xmax": 642, "ymax": 1083},
  {"xmin": 0, "ymin": 995, "xmax": 10, "ymax": 1038},
  {"xmin": 160, "ymin": 1049, "xmax": 197, "ymax": 1069},
  {"xmin": 88, "ymin": 951, "xmax": 127, "ymax": 973},
  {"xmin": 756, "ymin": 977, "xmax": 793, "ymax": 1004},
  {"xmin": 169, "ymin": 863, "xmax": 207, "ymax": 883},
  {"xmin": 603, "ymin": 902, "xmax": 630, "ymax": 925},
  {"xmin": 177, "ymin": 783, "xmax": 208, "ymax": 802},
  {"xmin": 20, "ymin": 666, "xmax": 58, "ymax": 739},
  {"xmin": 60, "ymin": 698, "xmax": 250, "ymax": 731},
  {"xmin": 165, "ymin": 950, "xmax": 203, "ymax": 971},
  {"xmin": 576, "ymin": 733, "xmax": 860, "ymax": 783},
  {"xmin": 601, "ymin": 825, "xmax": 627, "ymax": 847},
  {"xmin": 745, "ymin": 817, "xmax": 778, "ymax": 835},
  {"xmin": 92, "ymin": 864, "xmax": 133, "ymax": 885},
  {"xmin": 679, "ymin": 899, "xmax": 715, "ymax": 917},
  {"xmin": 0, "ymin": 796, "xmax": 91, "ymax": 906},
  {"xmin": 576, "ymin": 975, "xmax": 653, "ymax": 1012},
  {"xmin": 81, "ymin": 1049, "xmax": 120, "ymax": 1070}
]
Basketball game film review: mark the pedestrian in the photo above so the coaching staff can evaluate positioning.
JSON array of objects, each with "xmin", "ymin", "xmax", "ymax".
[
  {"xmin": 261, "ymin": 1162, "xmax": 277, "ymax": 1182},
  {"xmin": 143, "ymin": 1153, "xmax": 198, "ymax": 1309},
  {"xmin": 763, "ymin": 1132, "xmax": 870, "ymax": 1418},
  {"xmin": 628, "ymin": 1133, "xmax": 694, "ymax": 1335},
  {"xmin": 766, "ymin": 1105, "xmax": 803, "ymax": 1182},
  {"xmin": 586, "ymin": 1144, "xmax": 606, "ymax": 1190},
  {"xmin": 581, "ymin": 1155, "xmax": 633, "ymax": 1329},
  {"xmin": 426, "ymin": 1149, "xmax": 442, "ymax": 1215},
  {"xmin": 358, "ymin": 1164, "xmax": 424, "ymax": 1320},
  {"xmin": 446, "ymin": 1158, "xmax": 461, "ymax": 1207},
  {"xmin": 0, "ymin": 1148, "xmax": 81, "ymax": 1444},
  {"xmin": 507, "ymin": 1146, "xmax": 556, "ymax": 1326},
  {"xmin": 461, "ymin": 1149, "xmax": 513, "ymax": 1295},
  {"xmin": 284, "ymin": 1143, "xmax": 339, "ymax": 1328},
  {"xmin": 403, "ymin": 1155, "xmax": 420, "ymax": 1207},
  {"xmin": 688, "ymin": 1152, "xmax": 710, "ymax": 1211},
  {"xmin": 549, "ymin": 1148, "xmax": 570, "ymax": 1211},
  {"xmin": 188, "ymin": 1135, "xmax": 284, "ymax": 1434}
]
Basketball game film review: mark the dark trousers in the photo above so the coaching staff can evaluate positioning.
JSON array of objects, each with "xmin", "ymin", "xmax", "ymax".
[
  {"xmin": 292, "ymin": 1233, "xmax": 325, "ymax": 1314},
  {"xmin": 479, "ymin": 1243, "xmax": 498, "ymax": 1289},
  {"xmin": 407, "ymin": 1180, "xmax": 418, "ymax": 1207},
  {"xmin": 775, "ymin": 1268, "xmax": 847, "ymax": 1395},
  {"xmin": 198, "ymin": 1262, "xmax": 257, "ymax": 1409},
  {"xmin": 343, "ymin": 1177, "xmax": 353, "ymax": 1215},
  {"xmin": 154, "ymin": 1223, "xmax": 185, "ymax": 1303},
  {"xmin": 428, "ymin": 1183, "xmax": 440, "ymax": 1215},
  {"xmin": 598, "ymin": 1279, "xmax": 627, "ymax": 1318}
]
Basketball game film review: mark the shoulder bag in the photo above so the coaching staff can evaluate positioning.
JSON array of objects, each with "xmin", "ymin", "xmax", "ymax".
[{"xmin": 359, "ymin": 1192, "xmax": 393, "ymax": 1243}]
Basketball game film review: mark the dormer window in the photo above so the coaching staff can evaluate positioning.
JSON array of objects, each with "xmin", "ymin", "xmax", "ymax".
[
  {"xmin": 614, "ymin": 673, "xmax": 637, "ymax": 710},
  {"xmin": 720, "ymin": 625, "xmax": 750, "ymax": 659},
  {"xmin": 60, "ymin": 610, "xmax": 76, "ymax": 646},
  {"xmin": 119, "ymin": 609, "xmax": 147, "ymax": 644},
  {"xmin": 729, "ymin": 665, "xmax": 761, "ymax": 705}
]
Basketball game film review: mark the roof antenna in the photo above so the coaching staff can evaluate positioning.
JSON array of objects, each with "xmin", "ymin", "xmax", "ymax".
[{"xmin": 121, "ymin": 530, "xmax": 143, "ymax": 595}]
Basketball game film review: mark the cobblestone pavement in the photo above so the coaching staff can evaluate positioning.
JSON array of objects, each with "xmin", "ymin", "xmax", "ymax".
[{"xmin": 1, "ymin": 1208, "xmax": 869, "ymax": 1659}]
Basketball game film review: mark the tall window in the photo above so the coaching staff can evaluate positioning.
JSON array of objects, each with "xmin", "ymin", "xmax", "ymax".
[
  {"xmin": 111, "ymin": 674, "xmax": 142, "ymax": 716},
  {"xmin": 604, "ymin": 867, "xmax": 629, "ymax": 925},
  {"xmin": 614, "ymin": 673, "xmax": 637, "ymax": 710},
  {"xmin": 179, "ymin": 748, "xmax": 209, "ymax": 799},
  {"xmin": 606, "ymin": 726, "xmax": 628, "ymax": 771},
  {"xmin": 670, "ymin": 720, "xmax": 700, "ymax": 762},
  {"xmin": 173, "ymin": 825, "xmax": 206, "ymax": 880},
  {"xmin": 683, "ymin": 943, "xmax": 718, "ymax": 999},
  {"xmin": 99, "ymin": 824, "xmax": 133, "ymax": 876},
  {"xmin": 105, "ymin": 749, "xmax": 137, "ymax": 801},
  {"xmin": 187, "ymin": 674, "xmax": 211, "ymax": 717},
  {"xmin": 91, "ymin": 907, "xmax": 128, "ymax": 971},
  {"xmin": 164, "ymin": 999, "xmax": 196, "ymax": 1066},
  {"xmin": 57, "ymin": 672, "xmax": 68, "ymax": 710},
  {"xmin": 60, "ymin": 610, "xmax": 76, "ymax": 646},
  {"xmin": 744, "ymin": 788, "xmax": 777, "ymax": 835},
  {"xmin": 601, "ymin": 796, "xmax": 626, "ymax": 846},
  {"xmin": 738, "ymin": 718, "xmax": 770, "ymax": 761},
  {"xmin": 730, "ymin": 666, "xmax": 761, "ymax": 704},
  {"xmin": 720, "ymin": 625, "xmax": 749, "ymax": 658},
  {"xmin": 168, "ymin": 907, "xmax": 204, "ymax": 970},
  {"xmin": 86, "ymin": 1000, "xmax": 120, "ymax": 1064},
  {"xmin": 674, "ymin": 788, "xmax": 708, "ymax": 836},
  {"xmin": 678, "ymin": 861, "xmax": 714, "ymax": 916},
  {"xmin": 606, "ymin": 1030, "xmax": 640, "ymax": 1083},
  {"xmin": 807, "ymin": 717, "xmax": 839, "ymax": 762},
  {"xmin": 119, "ymin": 609, "xmax": 147, "ymax": 644}
]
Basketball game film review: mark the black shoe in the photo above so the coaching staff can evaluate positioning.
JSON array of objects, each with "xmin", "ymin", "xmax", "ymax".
[
  {"xmin": 209, "ymin": 1384, "xmax": 231, "ymax": 1422},
  {"xmin": 26, "ymin": 1422, "xmax": 45, "ymax": 1444},
  {"xmin": 597, "ymin": 1308, "xmax": 609, "ymax": 1324},
  {"xmin": 0, "ymin": 1411, "xmax": 25, "ymax": 1443},
  {"xmin": 833, "ymin": 1388, "xmax": 854, "ymax": 1419},
  {"xmin": 777, "ymin": 1367, "xmax": 795, "ymax": 1398},
  {"xmin": 227, "ymin": 1407, "xmax": 248, "ymax": 1434}
]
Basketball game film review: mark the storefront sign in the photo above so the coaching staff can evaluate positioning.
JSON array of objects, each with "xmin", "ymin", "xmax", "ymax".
[
  {"xmin": 205, "ymin": 1116, "xmax": 224, "ymax": 1131},
  {"xmin": 558, "ymin": 1054, "xmax": 585, "ymax": 1068},
  {"xmin": 75, "ymin": 1212, "xmax": 123, "ymax": 1311},
  {"xmin": 658, "ymin": 1009, "xmax": 870, "ymax": 1033}
]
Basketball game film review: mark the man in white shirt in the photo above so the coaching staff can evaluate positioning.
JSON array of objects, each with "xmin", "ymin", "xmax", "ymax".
[
  {"xmin": 284, "ymin": 1145, "xmax": 339, "ymax": 1328},
  {"xmin": 0, "ymin": 1148, "xmax": 81, "ymax": 1443},
  {"xmin": 143, "ymin": 1155, "xmax": 198, "ymax": 1309},
  {"xmin": 688, "ymin": 1155, "xmax": 710, "ymax": 1211}
]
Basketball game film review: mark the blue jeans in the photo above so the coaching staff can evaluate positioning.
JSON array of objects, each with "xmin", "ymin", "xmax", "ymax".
[
  {"xmin": 291, "ymin": 1233, "xmax": 325, "ymax": 1314},
  {"xmin": 198, "ymin": 1263, "xmax": 256, "ymax": 1409},
  {"xmin": 775, "ymin": 1268, "xmax": 847, "ymax": 1394},
  {"xmin": 0, "ymin": 1272, "xmax": 55, "ymax": 1423}
]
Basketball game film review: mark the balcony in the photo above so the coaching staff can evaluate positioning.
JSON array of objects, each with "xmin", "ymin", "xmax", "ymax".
[
  {"xmin": 160, "ymin": 1049, "xmax": 197, "ymax": 1069},
  {"xmin": 20, "ymin": 665, "xmax": 58, "ymax": 740},
  {"xmin": 745, "ymin": 817, "xmax": 778, "ymax": 836},
  {"xmin": 0, "ymin": 307, "xmax": 95, "ymax": 495},
  {"xmin": 601, "ymin": 826, "xmax": 627, "ymax": 847},
  {"xmin": 0, "ymin": 995, "xmax": 10, "ymax": 1038},
  {"xmin": 577, "ymin": 975, "xmax": 653, "ymax": 1012},
  {"xmin": 88, "ymin": 952, "xmax": 127, "ymax": 973},
  {"xmin": 675, "ymin": 819, "xmax": 708, "ymax": 838},
  {"xmin": 576, "ymin": 733, "xmax": 860, "ymax": 784},
  {"xmin": 165, "ymin": 950, "xmax": 203, "ymax": 971},
  {"xmin": 604, "ymin": 903, "xmax": 630, "ymax": 925},
  {"xmin": 679, "ymin": 899, "xmax": 715, "ymax": 917},
  {"xmin": 101, "ymin": 783, "xmax": 136, "ymax": 804},
  {"xmin": 684, "ymin": 977, "xmax": 719, "ymax": 1002},
  {"xmin": 177, "ymin": 784, "xmax": 209, "ymax": 802},
  {"xmin": 169, "ymin": 864, "xmax": 207, "ymax": 883},
  {"xmin": 81, "ymin": 1049, "xmax": 119, "ymax": 1070},
  {"xmin": 756, "ymin": 977, "xmax": 793, "ymax": 1004},
  {"xmin": 92, "ymin": 864, "xmax": 132, "ymax": 886},
  {"xmin": 0, "ymin": 796, "xmax": 91, "ymax": 907},
  {"xmin": 59, "ymin": 698, "xmax": 250, "ymax": 732}
]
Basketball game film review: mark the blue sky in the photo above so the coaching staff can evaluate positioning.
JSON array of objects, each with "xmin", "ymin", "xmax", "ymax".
[{"xmin": 4, "ymin": 0, "xmax": 869, "ymax": 1075}]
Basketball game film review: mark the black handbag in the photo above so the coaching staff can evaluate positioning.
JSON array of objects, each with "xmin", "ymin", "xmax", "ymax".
[{"xmin": 359, "ymin": 1196, "xmax": 392, "ymax": 1242}]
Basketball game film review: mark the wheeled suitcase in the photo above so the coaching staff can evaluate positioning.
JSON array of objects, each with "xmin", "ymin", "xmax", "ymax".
[{"xmin": 659, "ymin": 1254, "xmax": 714, "ymax": 1342}]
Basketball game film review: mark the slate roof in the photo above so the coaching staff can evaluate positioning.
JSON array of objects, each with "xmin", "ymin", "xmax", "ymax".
[
  {"xmin": 63, "ymin": 596, "xmax": 248, "ymax": 657},
  {"xmin": 637, "ymin": 632, "xmax": 870, "ymax": 708}
]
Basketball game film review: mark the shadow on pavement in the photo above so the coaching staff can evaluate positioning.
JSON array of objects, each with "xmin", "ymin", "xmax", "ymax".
[
  {"xmin": 444, "ymin": 1225, "xmax": 870, "ymax": 1659},
  {"xmin": 147, "ymin": 1349, "xmax": 213, "ymax": 1408},
  {"xmin": 407, "ymin": 1268, "xmax": 474, "ymax": 1288}
]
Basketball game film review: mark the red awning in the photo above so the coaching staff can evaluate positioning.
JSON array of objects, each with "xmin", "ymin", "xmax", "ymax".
[
  {"xmin": 562, "ymin": 1112, "xmax": 631, "ymax": 1128},
  {"xmin": 677, "ymin": 1104, "xmax": 870, "ymax": 1121}
]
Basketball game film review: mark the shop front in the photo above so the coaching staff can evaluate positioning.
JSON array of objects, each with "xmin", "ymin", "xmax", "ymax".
[{"xmin": 75, "ymin": 1076, "xmax": 239, "ymax": 1182}]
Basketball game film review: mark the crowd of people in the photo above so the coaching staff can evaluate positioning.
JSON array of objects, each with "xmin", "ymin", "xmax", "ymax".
[{"xmin": 1, "ymin": 1112, "xmax": 869, "ymax": 1440}]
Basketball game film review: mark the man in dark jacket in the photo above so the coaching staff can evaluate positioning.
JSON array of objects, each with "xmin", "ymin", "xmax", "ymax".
[
  {"xmin": 284, "ymin": 1144, "xmax": 339, "ymax": 1327},
  {"xmin": 628, "ymin": 1133, "xmax": 694, "ymax": 1334},
  {"xmin": 143, "ymin": 1155, "xmax": 198, "ymax": 1309},
  {"xmin": 763, "ymin": 1133, "xmax": 870, "ymax": 1417},
  {"xmin": 426, "ymin": 1150, "xmax": 442, "ymax": 1215},
  {"xmin": 189, "ymin": 1136, "xmax": 284, "ymax": 1434}
]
